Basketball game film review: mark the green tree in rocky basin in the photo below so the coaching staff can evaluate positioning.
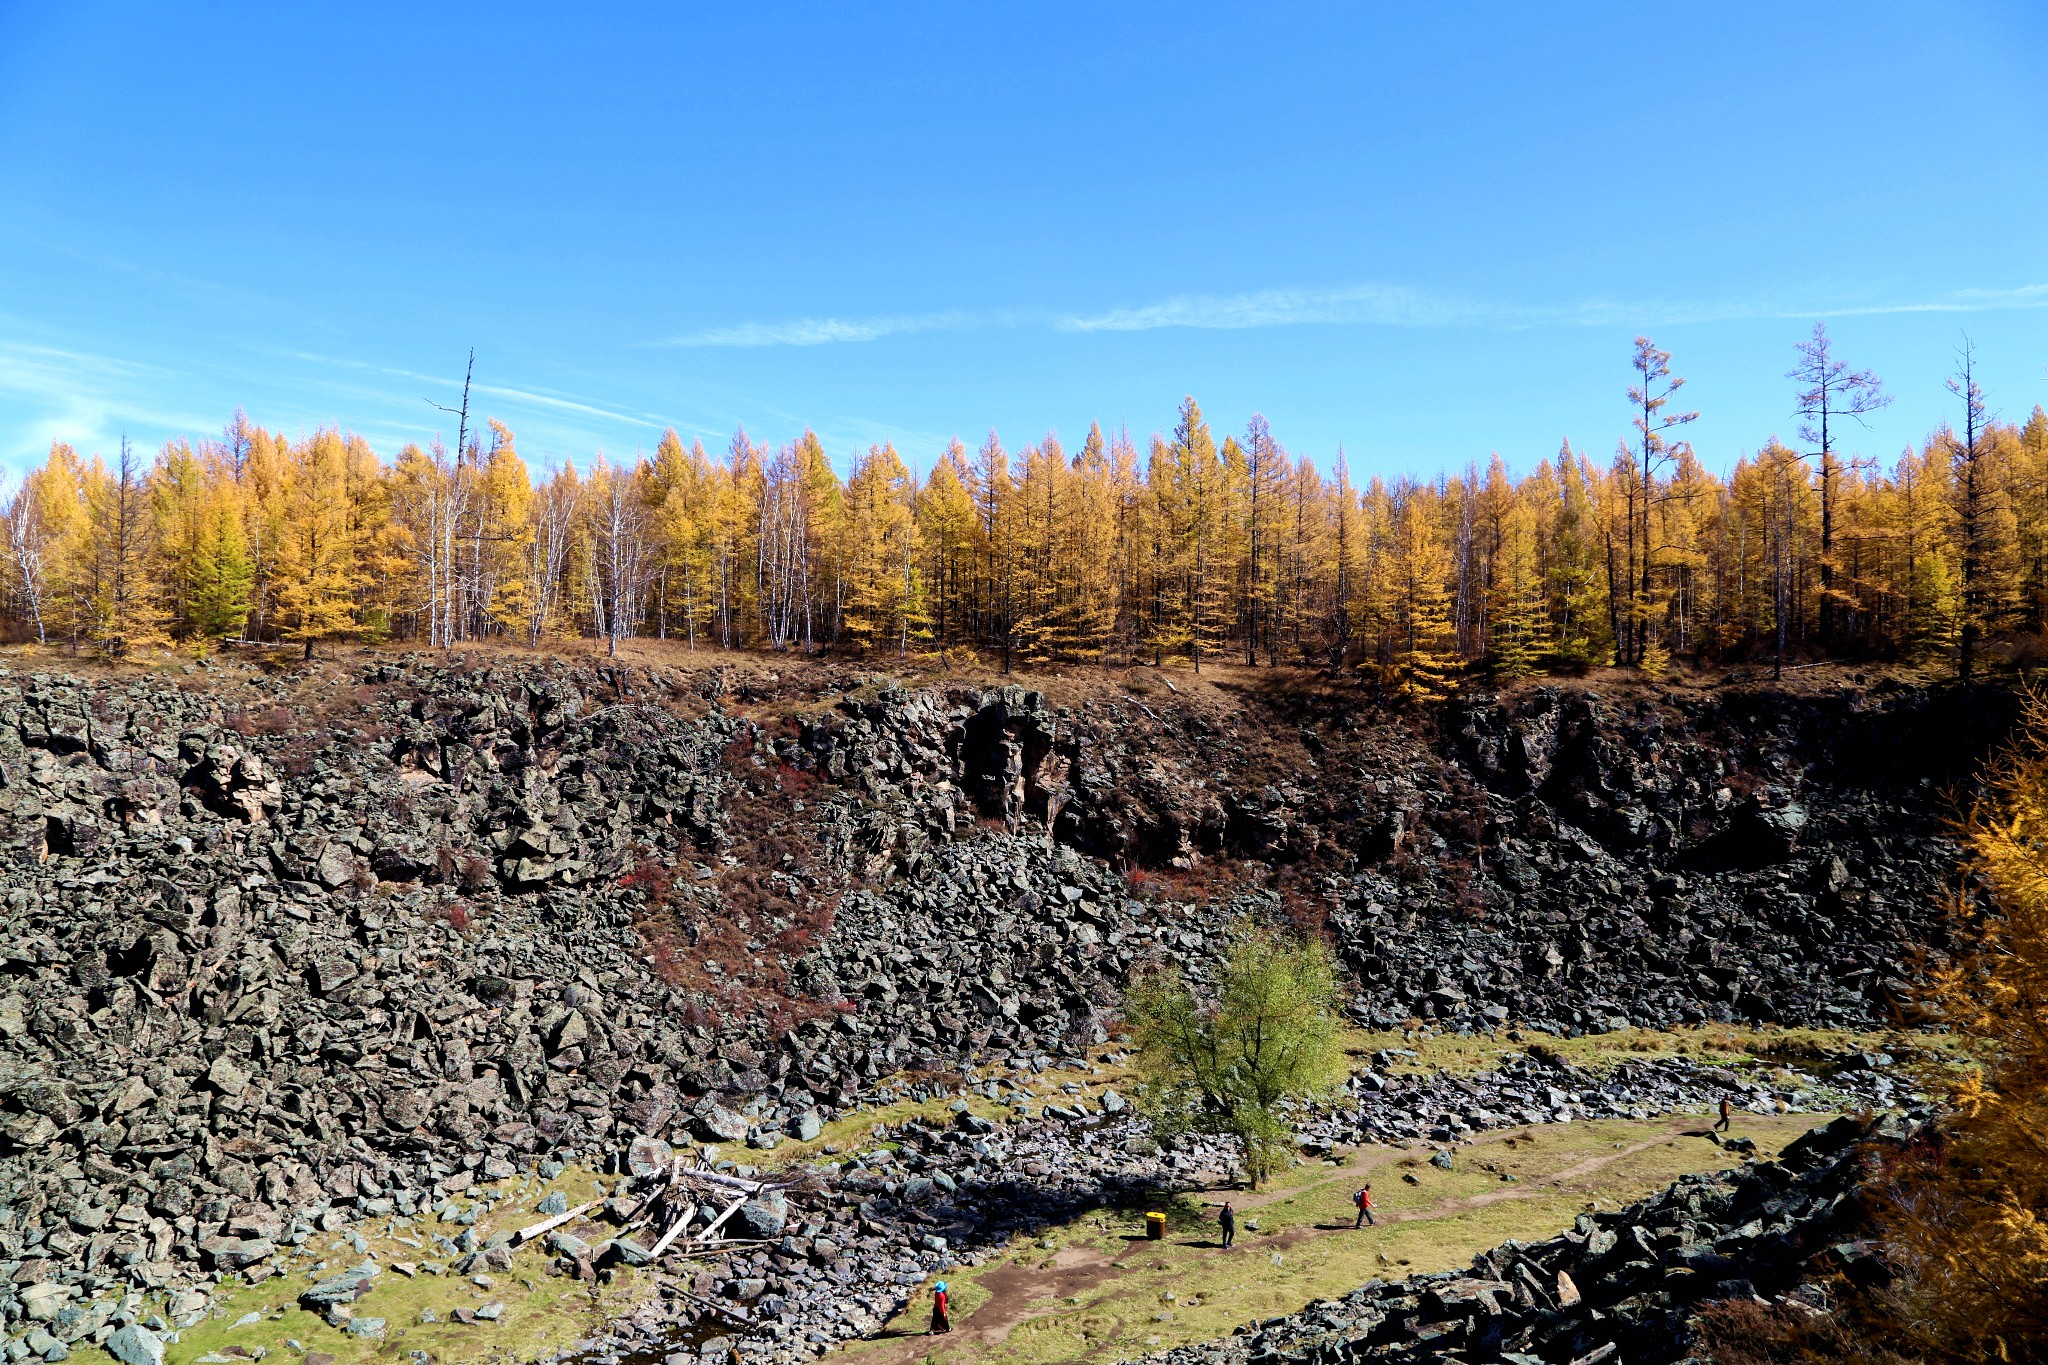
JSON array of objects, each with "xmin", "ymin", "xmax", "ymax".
[{"xmin": 1123, "ymin": 919, "xmax": 1348, "ymax": 1188}]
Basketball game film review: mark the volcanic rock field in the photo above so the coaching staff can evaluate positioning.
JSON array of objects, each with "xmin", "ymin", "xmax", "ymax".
[{"xmin": 0, "ymin": 654, "xmax": 2002, "ymax": 1365}]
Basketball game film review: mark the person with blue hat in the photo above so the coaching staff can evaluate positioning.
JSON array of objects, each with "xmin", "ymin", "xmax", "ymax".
[{"xmin": 930, "ymin": 1280, "xmax": 952, "ymax": 1334}]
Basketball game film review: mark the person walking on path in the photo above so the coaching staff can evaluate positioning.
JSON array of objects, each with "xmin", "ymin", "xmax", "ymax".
[
  {"xmin": 1716, "ymin": 1097, "xmax": 1734, "ymax": 1132},
  {"xmin": 1353, "ymin": 1184, "xmax": 1376, "ymax": 1228},
  {"xmin": 1218, "ymin": 1201, "xmax": 1236, "ymax": 1249},
  {"xmin": 930, "ymin": 1281, "xmax": 952, "ymax": 1334}
]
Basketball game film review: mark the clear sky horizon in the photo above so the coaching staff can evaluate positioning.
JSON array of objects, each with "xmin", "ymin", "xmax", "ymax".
[{"xmin": 2, "ymin": 3, "xmax": 2045, "ymax": 484}]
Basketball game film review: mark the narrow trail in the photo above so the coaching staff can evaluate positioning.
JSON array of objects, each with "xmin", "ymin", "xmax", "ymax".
[{"xmin": 853, "ymin": 1116, "xmax": 1707, "ymax": 1365}]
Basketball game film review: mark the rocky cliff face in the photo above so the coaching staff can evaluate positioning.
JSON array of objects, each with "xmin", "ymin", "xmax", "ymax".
[
  {"xmin": 777, "ymin": 672, "xmax": 1999, "ymax": 1047},
  {"xmin": 0, "ymin": 654, "xmax": 1995, "ymax": 1337},
  {"xmin": 1331, "ymin": 682, "xmax": 2002, "ymax": 1035}
]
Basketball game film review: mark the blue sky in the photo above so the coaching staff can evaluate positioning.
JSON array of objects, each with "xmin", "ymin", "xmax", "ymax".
[{"xmin": 2, "ymin": 3, "xmax": 2044, "ymax": 482}]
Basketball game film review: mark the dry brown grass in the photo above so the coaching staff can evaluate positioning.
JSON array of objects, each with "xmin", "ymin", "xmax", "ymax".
[{"xmin": 1692, "ymin": 1297, "xmax": 1926, "ymax": 1365}]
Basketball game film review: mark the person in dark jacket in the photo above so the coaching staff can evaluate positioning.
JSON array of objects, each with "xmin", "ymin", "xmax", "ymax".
[
  {"xmin": 1218, "ymin": 1201, "xmax": 1236, "ymax": 1249},
  {"xmin": 1716, "ymin": 1096, "xmax": 1734, "ymax": 1132},
  {"xmin": 930, "ymin": 1281, "xmax": 952, "ymax": 1333}
]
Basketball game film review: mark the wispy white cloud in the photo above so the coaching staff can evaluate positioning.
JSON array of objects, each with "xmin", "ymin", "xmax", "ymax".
[
  {"xmin": 651, "ymin": 292, "xmax": 1468, "ymax": 347},
  {"xmin": 471, "ymin": 383, "xmax": 667, "ymax": 430},
  {"xmin": 274, "ymin": 350, "xmax": 670, "ymax": 431},
  {"xmin": 1814, "ymin": 283, "xmax": 2048, "ymax": 317},
  {"xmin": 659, "ymin": 279, "xmax": 2048, "ymax": 349},
  {"xmin": 1551, "ymin": 282, "xmax": 2048, "ymax": 330},
  {"xmin": 1058, "ymin": 283, "xmax": 1475, "ymax": 332},
  {"xmin": 0, "ymin": 329, "xmax": 689, "ymax": 472},
  {"xmin": 654, "ymin": 311, "xmax": 983, "ymax": 348},
  {"xmin": 1060, "ymin": 280, "xmax": 2048, "ymax": 334},
  {"xmin": 0, "ymin": 336, "xmax": 217, "ymax": 469}
]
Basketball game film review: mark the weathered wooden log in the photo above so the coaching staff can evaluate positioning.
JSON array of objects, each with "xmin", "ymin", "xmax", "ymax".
[
  {"xmin": 513, "ymin": 1200, "xmax": 599, "ymax": 1245},
  {"xmin": 695, "ymin": 1191, "xmax": 750, "ymax": 1244}
]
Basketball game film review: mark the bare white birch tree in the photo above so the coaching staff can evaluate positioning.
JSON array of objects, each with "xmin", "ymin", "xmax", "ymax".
[
  {"xmin": 586, "ymin": 459, "xmax": 655, "ymax": 657},
  {"xmin": 2, "ymin": 480, "xmax": 54, "ymax": 645},
  {"xmin": 524, "ymin": 466, "xmax": 579, "ymax": 645}
]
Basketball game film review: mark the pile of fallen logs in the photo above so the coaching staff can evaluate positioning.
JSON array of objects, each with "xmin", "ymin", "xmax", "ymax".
[
  {"xmin": 644, "ymin": 1165, "xmax": 773, "ymax": 1262},
  {"xmin": 512, "ymin": 1150, "xmax": 809, "ymax": 1268}
]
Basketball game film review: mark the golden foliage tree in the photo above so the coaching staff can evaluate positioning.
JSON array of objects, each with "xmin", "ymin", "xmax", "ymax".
[
  {"xmin": 272, "ymin": 429, "xmax": 359, "ymax": 658},
  {"xmin": 840, "ymin": 442, "xmax": 920, "ymax": 654},
  {"xmin": 1885, "ymin": 691, "xmax": 2048, "ymax": 1360},
  {"xmin": 83, "ymin": 439, "xmax": 165, "ymax": 656},
  {"xmin": 6, "ymin": 341, "xmax": 2048, "ymax": 681}
]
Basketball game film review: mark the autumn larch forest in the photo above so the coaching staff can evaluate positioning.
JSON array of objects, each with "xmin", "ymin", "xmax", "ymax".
[{"xmin": 10, "ymin": 326, "xmax": 2043, "ymax": 686}]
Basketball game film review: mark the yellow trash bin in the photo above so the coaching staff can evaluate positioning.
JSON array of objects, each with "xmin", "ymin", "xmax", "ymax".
[{"xmin": 1145, "ymin": 1211, "xmax": 1167, "ymax": 1240}]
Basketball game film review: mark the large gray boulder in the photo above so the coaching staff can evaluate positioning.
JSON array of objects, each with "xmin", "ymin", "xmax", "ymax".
[
  {"xmin": 737, "ymin": 1190, "xmax": 789, "ymax": 1239},
  {"xmin": 299, "ymin": 1262, "xmax": 379, "ymax": 1310},
  {"xmin": 102, "ymin": 1326, "xmax": 160, "ymax": 1365},
  {"xmin": 103, "ymin": 1325, "xmax": 163, "ymax": 1365},
  {"xmin": 691, "ymin": 1102, "xmax": 749, "ymax": 1144},
  {"xmin": 627, "ymin": 1135, "xmax": 673, "ymax": 1177}
]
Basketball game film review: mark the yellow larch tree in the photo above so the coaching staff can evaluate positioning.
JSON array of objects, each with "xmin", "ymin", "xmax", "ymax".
[
  {"xmin": 647, "ymin": 428, "xmax": 707, "ymax": 645},
  {"xmin": 840, "ymin": 442, "xmax": 920, "ymax": 654},
  {"xmin": 5, "ymin": 444, "xmax": 90, "ymax": 647},
  {"xmin": 272, "ymin": 429, "xmax": 361, "ymax": 658},
  {"xmin": 1059, "ymin": 422, "xmax": 1121, "ymax": 664},
  {"xmin": 1391, "ymin": 480, "xmax": 1459, "ymax": 699},
  {"xmin": 1887, "ymin": 690, "xmax": 2048, "ymax": 1359},
  {"xmin": 82, "ymin": 439, "xmax": 166, "ymax": 656},
  {"xmin": 475, "ymin": 421, "xmax": 534, "ymax": 639},
  {"xmin": 916, "ymin": 439, "xmax": 978, "ymax": 652}
]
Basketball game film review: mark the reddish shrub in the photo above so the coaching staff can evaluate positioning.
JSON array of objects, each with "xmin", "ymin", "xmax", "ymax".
[
  {"xmin": 1279, "ymin": 885, "xmax": 1336, "ymax": 946},
  {"xmin": 1724, "ymin": 766, "xmax": 1766, "ymax": 799},
  {"xmin": 614, "ymin": 730, "xmax": 845, "ymax": 1029},
  {"xmin": 457, "ymin": 853, "xmax": 494, "ymax": 892}
]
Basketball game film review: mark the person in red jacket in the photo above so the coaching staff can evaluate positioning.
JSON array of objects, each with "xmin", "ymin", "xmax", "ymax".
[
  {"xmin": 1353, "ymin": 1183, "xmax": 1376, "ymax": 1228},
  {"xmin": 930, "ymin": 1281, "xmax": 952, "ymax": 1334}
]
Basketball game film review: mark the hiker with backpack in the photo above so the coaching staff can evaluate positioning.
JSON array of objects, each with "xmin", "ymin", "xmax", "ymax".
[{"xmin": 1353, "ymin": 1183, "xmax": 1375, "ymax": 1228}]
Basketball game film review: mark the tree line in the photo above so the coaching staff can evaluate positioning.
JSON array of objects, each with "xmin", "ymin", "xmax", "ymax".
[{"xmin": 7, "ymin": 325, "xmax": 2045, "ymax": 686}]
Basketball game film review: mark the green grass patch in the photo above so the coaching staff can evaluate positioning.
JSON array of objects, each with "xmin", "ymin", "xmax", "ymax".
[
  {"xmin": 129, "ymin": 1265, "xmax": 643, "ymax": 1365},
  {"xmin": 755, "ymin": 1056, "xmax": 1142, "ymax": 1170},
  {"xmin": 65, "ymin": 1167, "xmax": 650, "ymax": 1365},
  {"xmin": 852, "ymin": 1113, "xmax": 1836, "ymax": 1365},
  {"xmin": 766, "ymin": 1021, "xmax": 1921, "ymax": 1174}
]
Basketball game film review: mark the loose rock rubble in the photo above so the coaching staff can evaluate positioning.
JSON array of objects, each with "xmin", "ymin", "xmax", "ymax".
[
  {"xmin": 0, "ymin": 655, "xmax": 1981, "ymax": 1361},
  {"xmin": 1129, "ymin": 1111, "xmax": 1913, "ymax": 1365}
]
